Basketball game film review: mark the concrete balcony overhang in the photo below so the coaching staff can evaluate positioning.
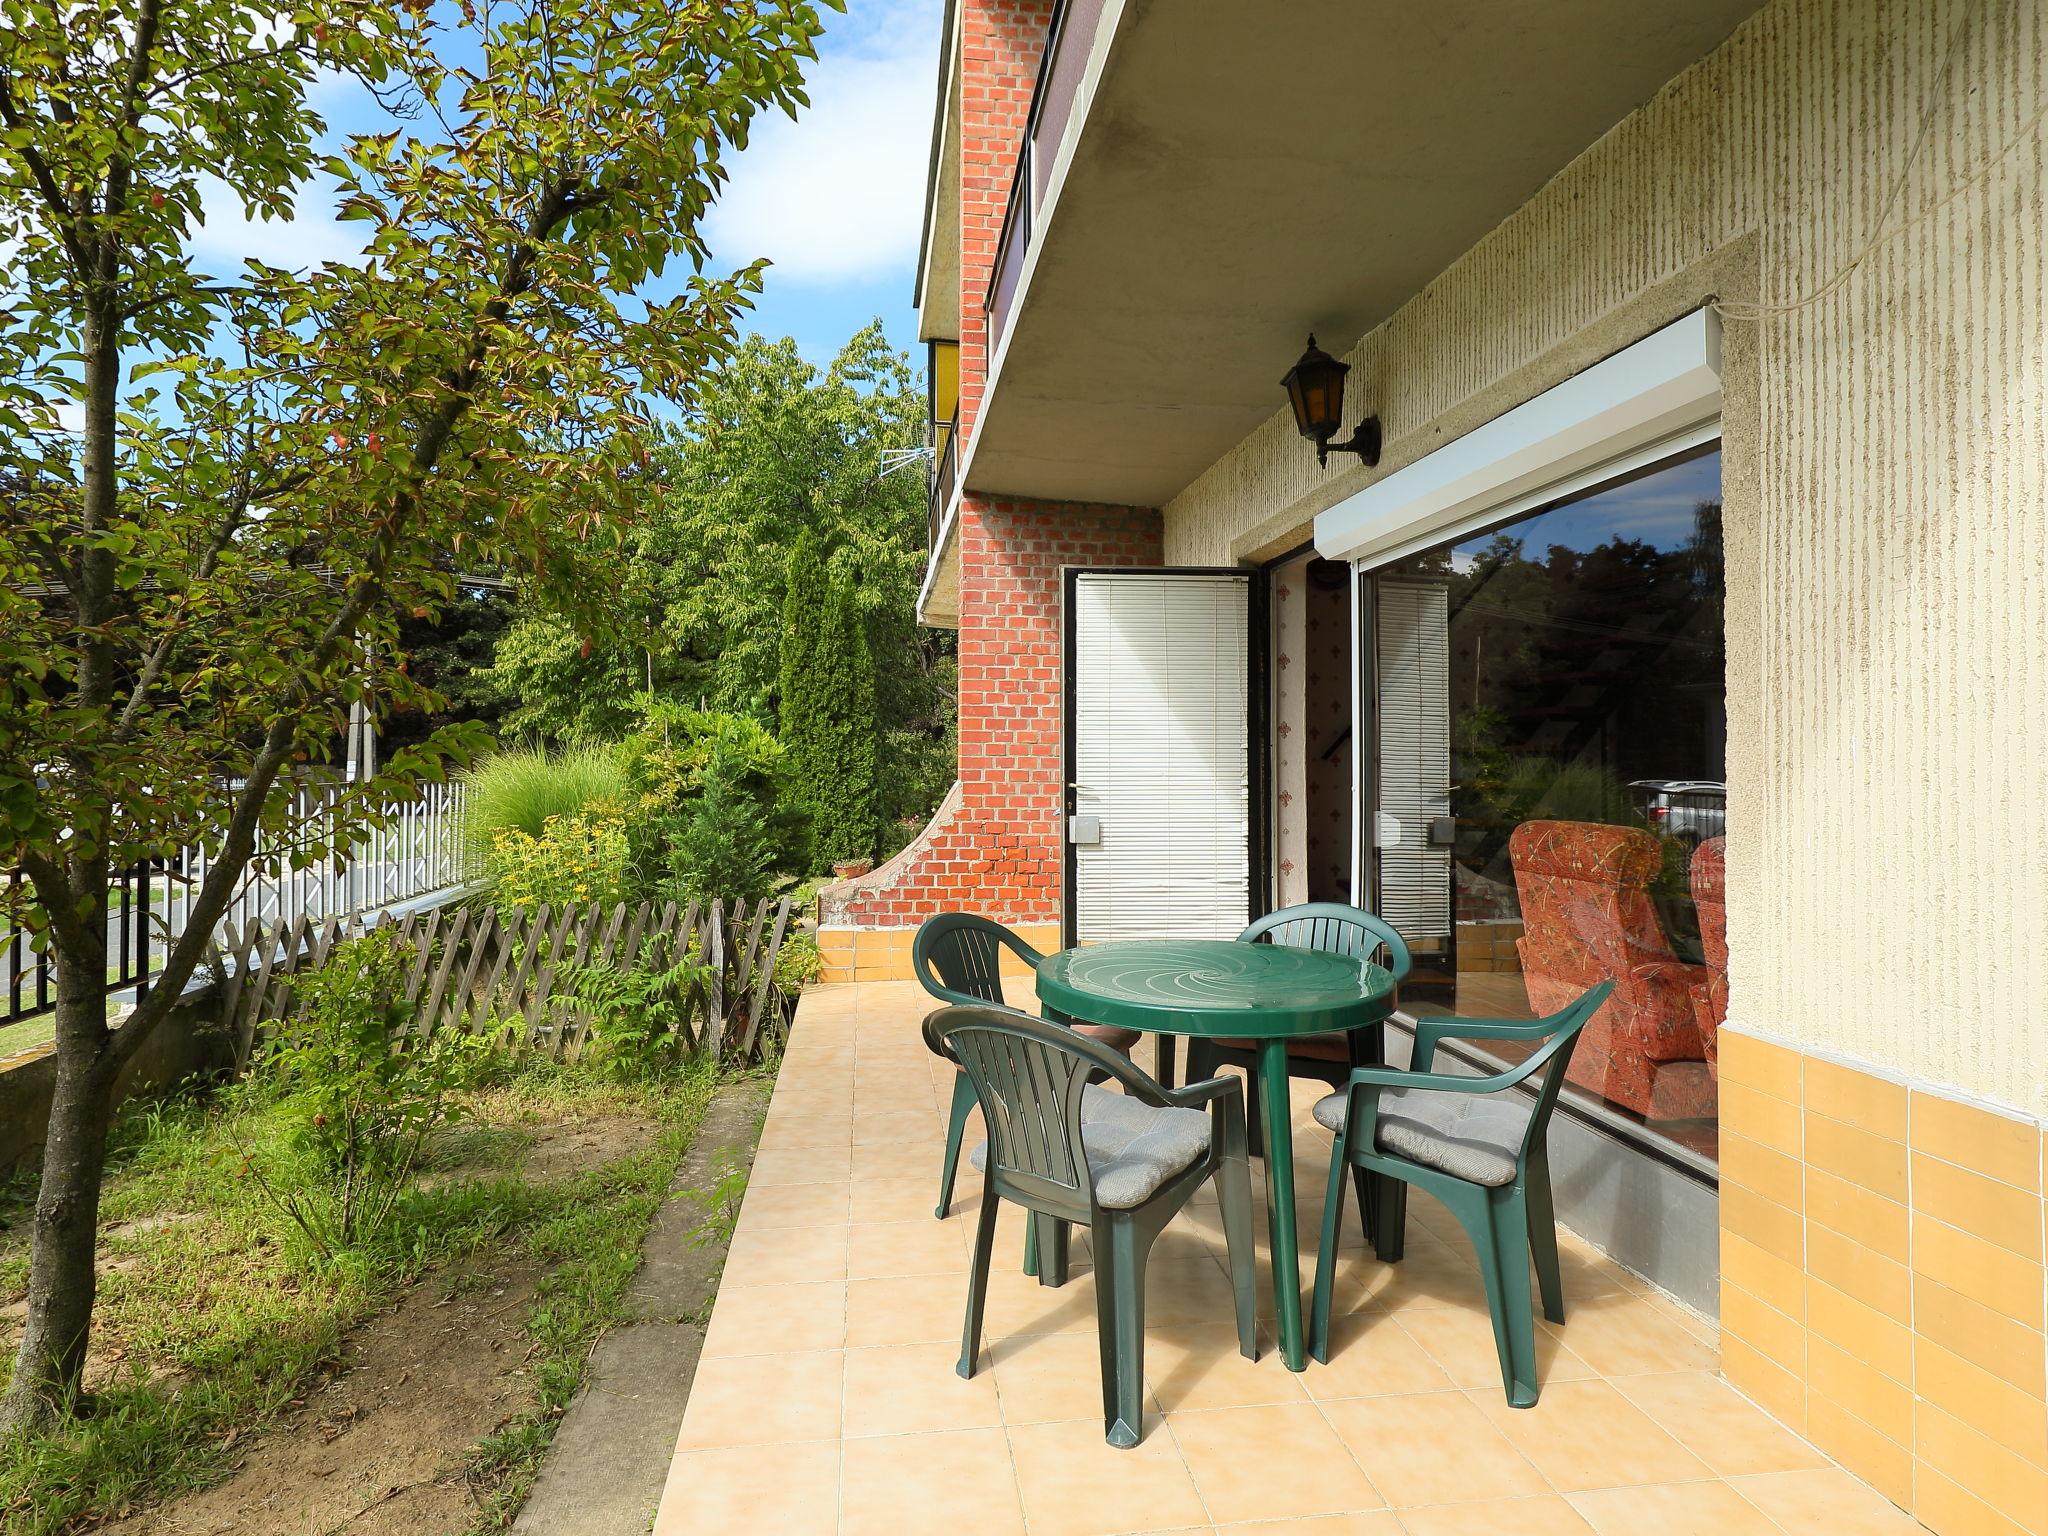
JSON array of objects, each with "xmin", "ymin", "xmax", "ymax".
[{"xmin": 969, "ymin": 0, "xmax": 1764, "ymax": 511}]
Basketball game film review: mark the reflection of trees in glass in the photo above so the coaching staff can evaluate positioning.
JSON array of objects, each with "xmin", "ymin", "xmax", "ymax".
[{"xmin": 1386, "ymin": 452, "xmax": 1725, "ymax": 962}]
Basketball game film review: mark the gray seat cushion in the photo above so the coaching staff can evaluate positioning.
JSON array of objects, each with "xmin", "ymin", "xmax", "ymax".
[
  {"xmin": 1311, "ymin": 1085, "xmax": 1532, "ymax": 1188},
  {"xmin": 971, "ymin": 1084, "xmax": 1211, "ymax": 1209}
]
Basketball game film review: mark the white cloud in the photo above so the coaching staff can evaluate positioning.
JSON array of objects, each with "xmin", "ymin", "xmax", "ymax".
[
  {"xmin": 188, "ymin": 172, "xmax": 369, "ymax": 275},
  {"xmin": 704, "ymin": 0, "xmax": 940, "ymax": 285}
]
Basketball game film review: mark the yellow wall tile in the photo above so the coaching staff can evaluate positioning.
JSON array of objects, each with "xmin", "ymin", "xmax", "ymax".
[
  {"xmin": 1722, "ymin": 1278, "xmax": 1807, "ymax": 1373},
  {"xmin": 1916, "ymin": 1403, "xmax": 2048, "ymax": 1524},
  {"xmin": 1722, "ymin": 1181, "xmax": 1805, "ymax": 1264},
  {"xmin": 1913, "ymin": 1276, "xmax": 2047, "ymax": 1398},
  {"xmin": 1722, "ymin": 1229, "xmax": 1807, "ymax": 1321},
  {"xmin": 1807, "ymin": 1057, "xmax": 1909, "ymax": 1140},
  {"xmin": 1807, "ymin": 1222, "xmax": 1911, "ymax": 1323},
  {"xmin": 1719, "ymin": 1032, "xmax": 1803, "ymax": 1102},
  {"xmin": 1912, "ymin": 1214, "xmax": 2047, "ymax": 1331},
  {"xmin": 1911, "ymin": 1152, "xmax": 2045, "ymax": 1262},
  {"xmin": 1722, "ymin": 1129, "xmax": 1804, "ymax": 1208},
  {"xmin": 1805, "ymin": 1392, "xmax": 1915, "ymax": 1511},
  {"xmin": 1910, "ymin": 1092, "xmax": 2043, "ymax": 1194},
  {"xmin": 1808, "ymin": 1277, "xmax": 1914, "ymax": 1383},
  {"xmin": 1806, "ymin": 1167, "xmax": 1911, "ymax": 1261},
  {"xmin": 1723, "ymin": 1335, "xmax": 1807, "ymax": 1434},
  {"xmin": 1809, "ymin": 1334, "xmax": 1916, "ymax": 1444},
  {"xmin": 1722, "ymin": 1079, "xmax": 1804, "ymax": 1155},
  {"xmin": 1913, "ymin": 1463, "xmax": 2033, "ymax": 1536},
  {"xmin": 1915, "ymin": 1335, "xmax": 2048, "ymax": 1468},
  {"xmin": 1807, "ymin": 1109, "xmax": 1910, "ymax": 1202}
]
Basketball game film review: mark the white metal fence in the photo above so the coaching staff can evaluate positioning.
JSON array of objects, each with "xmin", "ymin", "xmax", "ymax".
[{"xmin": 2, "ymin": 780, "xmax": 471, "ymax": 1025}]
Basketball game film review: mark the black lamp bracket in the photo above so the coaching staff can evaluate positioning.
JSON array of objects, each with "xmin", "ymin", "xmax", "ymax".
[{"xmin": 1316, "ymin": 415, "xmax": 1382, "ymax": 469}]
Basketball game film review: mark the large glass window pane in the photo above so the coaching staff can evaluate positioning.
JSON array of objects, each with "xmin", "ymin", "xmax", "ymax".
[{"xmin": 1372, "ymin": 446, "xmax": 1725, "ymax": 1162}]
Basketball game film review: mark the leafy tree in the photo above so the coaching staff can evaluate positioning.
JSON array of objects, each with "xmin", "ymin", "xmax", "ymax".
[
  {"xmin": 486, "ymin": 326, "xmax": 955, "ymax": 807},
  {"xmin": 0, "ymin": 0, "xmax": 831, "ymax": 1431}
]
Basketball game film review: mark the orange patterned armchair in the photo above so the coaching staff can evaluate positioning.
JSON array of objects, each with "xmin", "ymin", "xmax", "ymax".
[
  {"xmin": 1689, "ymin": 837, "xmax": 1728, "ymax": 1074},
  {"xmin": 1508, "ymin": 820, "xmax": 1715, "ymax": 1122}
]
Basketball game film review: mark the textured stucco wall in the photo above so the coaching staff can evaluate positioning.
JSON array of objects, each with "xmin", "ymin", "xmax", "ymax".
[{"xmin": 1162, "ymin": 0, "xmax": 2047, "ymax": 1117}]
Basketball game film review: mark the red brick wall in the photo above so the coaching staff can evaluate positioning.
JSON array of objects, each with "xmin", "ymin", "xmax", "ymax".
[
  {"xmin": 832, "ymin": 0, "xmax": 1164, "ymax": 934},
  {"xmin": 838, "ymin": 497, "xmax": 1161, "ymax": 928}
]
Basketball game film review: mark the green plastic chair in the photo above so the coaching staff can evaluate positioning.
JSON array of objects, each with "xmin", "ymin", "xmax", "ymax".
[
  {"xmin": 1184, "ymin": 902, "xmax": 1414, "ymax": 1154},
  {"xmin": 1307, "ymin": 981, "xmax": 1613, "ymax": 1408},
  {"xmin": 913, "ymin": 912, "xmax": 1138, "ymax": 1220},
  {"xmin": 927, "ymin": 1003, "xmax": 1259, "ymax": 1448}
]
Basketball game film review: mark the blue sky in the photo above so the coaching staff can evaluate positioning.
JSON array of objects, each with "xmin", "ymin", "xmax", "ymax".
[{"xmin": 188, "ymin": 0, "xmax": 940, "ymax": 373}]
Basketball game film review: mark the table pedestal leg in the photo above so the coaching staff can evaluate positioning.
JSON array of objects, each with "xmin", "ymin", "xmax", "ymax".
[{"xmin": 1258, "ymin": 1039, "xmax": 1305, "ymax": 1371}]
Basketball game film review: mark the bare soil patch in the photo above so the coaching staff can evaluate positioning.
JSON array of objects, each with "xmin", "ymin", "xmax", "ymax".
[{"xmin": 100, "ymin": 1253, "xmax": 544, "ymax": 1536}]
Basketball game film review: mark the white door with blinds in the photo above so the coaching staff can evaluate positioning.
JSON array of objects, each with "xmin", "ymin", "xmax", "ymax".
[
  {"xmin": 1067, "ymin": 571, "xmax": 1254, "ymax": 944},
  {"xmin": 1373, "ymin": 578, "xmax": 1453, "ymax": 941}
]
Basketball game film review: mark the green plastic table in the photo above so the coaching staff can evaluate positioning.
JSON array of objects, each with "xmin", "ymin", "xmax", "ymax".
[{"xmin": 1035, "ymin": 937, "xmax": 1396, "ymax": 1371}]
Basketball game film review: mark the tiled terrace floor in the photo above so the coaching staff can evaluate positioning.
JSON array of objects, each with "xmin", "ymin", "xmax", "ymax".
[{"xmin": 654, "ymin": 980, "xmax": 1924, "ymax": 1536}]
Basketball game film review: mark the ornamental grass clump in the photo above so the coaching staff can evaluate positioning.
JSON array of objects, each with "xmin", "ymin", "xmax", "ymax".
[{"xmin": 461, "ymin": 745, "xmax": 632, "ymax": 872}]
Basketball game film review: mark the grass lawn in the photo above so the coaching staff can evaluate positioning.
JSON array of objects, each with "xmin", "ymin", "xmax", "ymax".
[{"xmin": 0, "ymin": 1053, "xmax": 743, "ymax": 1534}]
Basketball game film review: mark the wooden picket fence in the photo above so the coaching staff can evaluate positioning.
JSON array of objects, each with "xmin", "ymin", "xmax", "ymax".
[{"xmin": 211, "ymin": 894, "xmax": 799, "ymax": 1071}]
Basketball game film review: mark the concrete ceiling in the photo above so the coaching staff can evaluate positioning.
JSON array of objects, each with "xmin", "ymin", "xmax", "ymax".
[{"xmin": 966, "ymin": 0, "xmax": 1765, "ymax": 510}]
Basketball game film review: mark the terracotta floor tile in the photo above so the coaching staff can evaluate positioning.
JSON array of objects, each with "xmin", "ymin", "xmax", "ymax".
[
  {"xmin": 1541, "ymin": 1293, "xmax": 1718, "ymax": 1376},
  {"xmin": 1612, "ymin": 1371, "xmax": 1828, "ymax": 1477},
  {"xmin": 673, "ymin": 1350, "xmax": 845, "ymax": 1449},
  {"xmin": 734, "ymin": 1179, "xmax": 852, "ymax": 1231},
  {"xmin": 764, "ymin": 1115, "xmax": 857, "ymax": 1150},
  {"xmin": 1133, "ymin": 1256, "xmax": 1242, "ymax": 1329},
  {"xmin": 1320, "ymin": 1390, "xmax": 1547, "ymax": 1508},
  {"xmin": 653, "ymin": 1440, "xmax": 839, "ymax": 1536},
  {"xmin": 839, "ymin": 1426, "xmax": 1025, "ymax": 1536},
  {"xmin": 748, "ymin": 1142, "xmax": 854, "ymax": 1186},
  {"xmin": 1300, "ymin": 1314, "xmax": 1454, "ymax": 1400},
  {"xmin": 1393, "ymin": 1494, "xmax": 1595, "ymax": 1535},
  {"xmin": 855, "ymin": 1109, "xmax": 943, "ymax": 1145},
  {"xmin": 1169, "ymin": 1401, "xmax": 1383, "ymax": 1523},
  {"xmin": 1213, "ymin": 1517, "xmax": 1404, "ymax": 1535},
  {"xmin": 1395, "ymin": 1306, "xmax": 1595, "ymax": 1395},
  {"xmin": 846, "ymin": 1217, "xmax": 970, "ymax": 1279},
  {"xmin": 720, "ymin": 1223, "xmax": 850, "ymax": 1287},
  {"xmin": 845, "ymin": 1271, "xmax": 971, "ymax": 1348},
  {"xmin": 1143, "ymin": 1322, "xmax": 1304, "ymax": 1412},
  {"xmin": 853, "ymin": 1139, "xmax": 946, "ymax": 1183},
  {"xmin": 852, "ymin": 1174, "xmax": 945, "ymax": 1224},
  {"xmin": 1728, "ymin": 1468, "xmax": 1931, "ymax": 1534},
  {"xmin": 1009, "ymin": 1415, "xmax": 1211, "ymax": 1536},
  {"xmin": 992, "ymin": 1330, "xmax": 1151, "ymax": 1427},
  {"xmin": 1569, "ymin": 1480, "xmax": 1786, "ymax": 1534},
  {"xmin": 980, "ymin": 1262, "xmax": 1103, "ymax": 1338},
  {"xmin": 1471, "ymin": 1379, "xmax": 1711, "ymax": 1491},
  {"xmin": 700, "ymin": 1279, "xmax": 846, "ymax": 1356},
  {"xmin": 840, "ymin": 1340, "xmax": 1002, "ymax": 1437}
]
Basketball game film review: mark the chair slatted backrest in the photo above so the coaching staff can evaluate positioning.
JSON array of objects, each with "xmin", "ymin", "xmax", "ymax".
[
  {"xmin": 1241, "ymin": 902, "xmax": 1413, "ymax": 982},
  {"xmin": 913, "ymin": 912, "xmax": 1037, "ymax": 1008},
  {"xmin": 927, "ymin": 1004, "xmax": 1133, "ymax": 1220}
]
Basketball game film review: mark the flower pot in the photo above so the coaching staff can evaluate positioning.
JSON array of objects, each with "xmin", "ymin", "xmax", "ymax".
[{"xmin": 830, "ymin": 859, "xmax": 873, "ymax": 880}]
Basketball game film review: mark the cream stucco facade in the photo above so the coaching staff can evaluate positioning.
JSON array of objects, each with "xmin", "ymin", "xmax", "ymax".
[{"xmin": 1160, "ymin": 0, "xmax": 2047, "ymax": 1126}]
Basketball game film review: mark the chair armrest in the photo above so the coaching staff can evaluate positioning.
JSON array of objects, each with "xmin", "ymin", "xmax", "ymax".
[
  {"xmin": 1412, "ymin": 1015, "xmax": 1569, "ymax": 1071},
  {"xmin": 1163, "ymin": 1073, "xmax": 1240, "ymax": 1109}
]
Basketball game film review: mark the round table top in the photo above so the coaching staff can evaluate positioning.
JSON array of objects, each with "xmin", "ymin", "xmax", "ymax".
[{"xmin": 1035, "ymin": 938, "xmax": 1395, "ymax": 1039}]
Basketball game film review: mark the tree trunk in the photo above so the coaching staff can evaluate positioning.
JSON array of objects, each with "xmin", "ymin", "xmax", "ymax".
[{"xmin": 0, "ymin": 908, "xmax": 115, "ymax": 1435}]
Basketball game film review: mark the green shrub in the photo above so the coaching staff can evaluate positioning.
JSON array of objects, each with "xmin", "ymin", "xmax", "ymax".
[
  {"xmin": 239, "ymin": 933, "xmax": 483, "ymax": 1256},
  {"xmin": 462, "ymin": 744, "xmax": 631, "ymax": 869},
  {"xmin": 556, "ymin": 937, "xmax": 714, "ymax": 1077},
  {"xmin": 486, "ymin": 804, "xmax": 636, "ymax": 914},
  {"xmin": 780, "ymin": 559, "xmax": 879, "ymax": 871},
  {"xmin": 618, "ymin": 701, "xmax": 803, "ymax": 887},
  {"xmin": 662, "ymin": 754, "xmax": 777, "ymax": 907}
]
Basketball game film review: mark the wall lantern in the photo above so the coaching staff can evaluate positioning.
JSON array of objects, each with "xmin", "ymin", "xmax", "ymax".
[{"xmin": 1281, "ymin": 335, "xmax": 1381, "ymax": 469}]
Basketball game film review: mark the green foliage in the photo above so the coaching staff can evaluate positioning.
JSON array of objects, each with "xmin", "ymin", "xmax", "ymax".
[
  {"xmin": 555, "ymin": 939, "xmax": 713, "ymax": 1078},
  {"xmin": 771, "ymin": 928, "xmax": 822, "ymax": 993},
  {"xmin": 780, "ymin": 565, "xmax": 880, "ymax": 870},
  {"xmin": 236, "ymin": 935, "xmax": 482, "ymax": 1256},
  {"xmin": 485, "ymin": 805, "xmax": 636, "ymax": 915},
  {"xmin": 617, "ymin": 700, "xmax": 803, "ymax": 881},
  {"xmin": 481, "ymin": 326, "xmax": 956, "ymax": 820},
  {"xmin": 0, "ymin": 1059, "xmax": 717, "ymax": 1533},
  {"xmin": 662, "ymin": 755, "xmax": 778, "ymax": 907},
  {"xmin": 462, "ymin": 744, "xmax": 633, "ymax": 867}
]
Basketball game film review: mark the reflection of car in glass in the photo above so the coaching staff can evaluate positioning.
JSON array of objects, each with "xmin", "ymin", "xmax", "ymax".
[{"xmin": 1629, "ymin": 779, "xmax": 1726, "ymax": 847}]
